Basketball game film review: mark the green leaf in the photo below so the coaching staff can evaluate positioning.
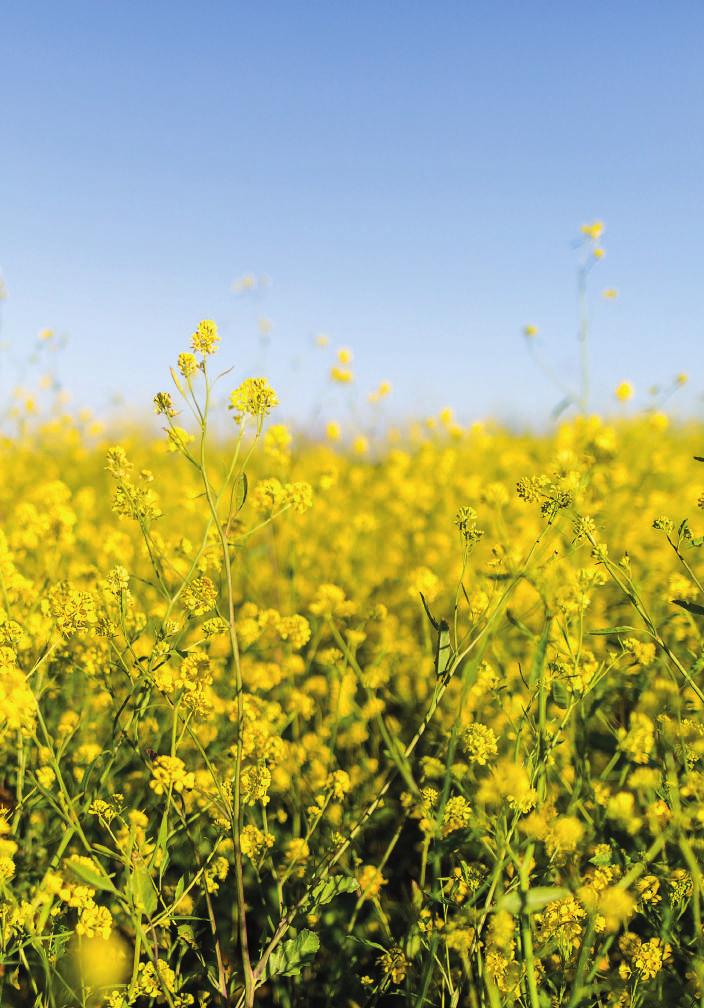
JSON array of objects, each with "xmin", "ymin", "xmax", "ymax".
[
  {"xmin": 267, "ymin": 929, "xmax": 320, "ymax": 979},
  {"xmin": 590, "ymin": 626, "xmax": 636, "ymax": 636},
  {"xmin": 435, "ymin": 621, "xmax": 452, "ymax": 678},
  {"xmin": 235, "ymin": 472, "xmax": 248, "ymax": 512},
  {"xmin": 499, "ymin": 886, "xmax": 569, "ymax": 914},
  {"xmin": 130, "ymin": 863, "xmax": 158, "ymax": 916},
  {"xmin": 551, "ymin": 680, "xmax": 571, "ymax": 709},
  {"xmin": 406, "ymin": 933, "xmax": 422, "ymax": 959},
  {"xmin": 156, "ymin": 811, "xmax": 169, "ymax": 852},
  {"xmin": 346, "ymin": 934, "xmax": 388, "ymax": 953},
  {"xmin": 92, "ymin": 842, "xmax": 121, "ymax": 859},
  {"xmin": 154, "ymin": 811, "xmax": 170, "ymax": 879},
  {"xmin": 673, "ymin": 598, "xmax": 704, "ymax": 617},
  {"xmin": 420, "ymin": 593, "xmax": 452, "ymax": 676},
  {"xmin": 309, "ymin": 876, "xmax": 359, "ymax": 908},
  {"xmin": 65, "ymin": 859, "xmax": 117, "ymax": 894},
  {"xmin": 419, "ymin": 592, "xmax": 439, "ymax": 630},
  {"xmin": 589, "ymin": 846, "xmax": 614, "ymax": 866},
  {"xmin": 177, "ymin": 924, "xmax": 198, "ymax": 948},
  {"xmin": 530, "ymin": 618, "xmax": 551, "ymax": 687}
]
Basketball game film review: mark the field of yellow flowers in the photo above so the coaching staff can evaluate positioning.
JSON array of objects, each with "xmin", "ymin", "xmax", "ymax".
[{"xmin": 1, "ymin": 317, "xmax": 704, "ymax": 1008}]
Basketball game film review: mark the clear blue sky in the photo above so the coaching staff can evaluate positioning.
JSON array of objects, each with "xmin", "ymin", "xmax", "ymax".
[{"xmin": 2, "ymin": 1, "xmax": 703, "ymax": 427}]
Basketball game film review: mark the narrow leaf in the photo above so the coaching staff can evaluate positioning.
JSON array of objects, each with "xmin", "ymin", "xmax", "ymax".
[
  {"xmin": 65, "ymin": 859, "xmax": 117, "ymax": 894},
  {"xmin": 419, "ymin": 592, "xmax": 439, "ymax": 630},
  {"xmin": 673, "ymin": 599, "xmax": 704, "ymax": 617},
  {"xmin": 590, "ymin": 626, "xmax": 636, "ymax": 636},
  {"xmin": 435, "ymin": 621, "xmax": 452, "ymax": 677}
]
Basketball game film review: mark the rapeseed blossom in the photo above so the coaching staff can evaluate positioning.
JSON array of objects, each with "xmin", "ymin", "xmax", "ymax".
[{"xmin": 0, "ymin": 307, "xmax": 700, "ymax": 1007}]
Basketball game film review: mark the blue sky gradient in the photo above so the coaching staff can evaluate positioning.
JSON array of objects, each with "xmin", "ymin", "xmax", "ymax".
[{"xmin": 2, "ymin": 1, "xmax": 703, "ymax": 427}]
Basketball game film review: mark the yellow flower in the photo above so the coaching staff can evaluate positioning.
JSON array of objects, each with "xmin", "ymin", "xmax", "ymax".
[
  {"xmin": 241, "ymin": 764, "xmax": 272, "ymax": 806},
  {"xmin": 377, "ymin": 947, "xmax": 409, "ymax": 984},
  {"xmin": 229, "ymin": 377, "xmax": 279, "ymax": 421},
  {"xmin": 326, "ymin": 421, "xmax": 341, "ymax": 441},
  {"xmin": 264, "ymin": 424, "xmax": 292, "ymax": 465},
  {"xmin": 595, "ymin": 886, "xmax": 635, "ymax": 933},
  {"xmin": 36, "ymin": 766, "xmax": 55, "ymax": 789},
  {"xmin": 536, "ymin": 896, "xmax": 586, "ymax": 955},
  {"xmin": 181, "ymin": 575, "xmax": 218, "ymax": 616},
  {"xmin": 581, "ymin": 220, "xmax": 605, "ymax": 241},
  {"xmin": 545, "ymin": 815, "xmax": 584, "ymax": 856},
  {"xmin": 177, "ymin": 351, "xmax": 199, "ymax": 377},
  {"xmin": 191, "ymin": 319, "xmax": 220, "ymax": 355},
  {"xmin": 408, "ymin": 566, "xmax": 440, "ymax": 603},
  {"xmin": 617, "ymin": 711, "xmax": 655, "ymax": 764},
  {"xmin": 240, "ymin": 824, "xmax": 274, "ymax": 861},
  {"xmin": 477, "ymin": 758, "xmax": 538, "ymax": 813},
  {"xmin": 150, "ymin": 756, "xmax": 195, "ymax": 796},
  {"xmin": 278, "ymin": 614, "xmax": 311, "ymax": 649},
  {"xmin": 283, "ymin": 481, "xmax": 313, "ymax": 514},
  {"xmin": 369, "ymin": 380, "xmax": 392, "ymax": 402},
  {"xmin": 357, "ymin": 864, "xmax": 386, "ymax": 901},
  {"xmin": 615, "ymin": 380, "xmax": 634, "ymax": 402},
  {"xmin": 462, "ymin": 723, "xmax": 498, "ymax": 766},
  {"xmin": 442, "ymin": 795, "xmax": 473, "ymax": 835},
  {"xmin": 76, "ymin": 902, "xmax": 113, "ymax": 940},
  {"xmin": 630, "ymin": 936, "xmax": 671, "ymax": 980},
  {"xmin": 153, "ymin": 392, "xmax": 176, "ymax": 417},
  {"xmin": 636, "ymin": 874, "xmax": 661, "ymax": 906},
  {"xmin": 166, "ymin": 426, "xmax": 194, "ymax": 454}
]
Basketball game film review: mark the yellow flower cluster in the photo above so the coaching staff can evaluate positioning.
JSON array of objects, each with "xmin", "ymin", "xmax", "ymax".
[
  {"xmin": 229, "ymin": 377, "xmax": 279, "ymax": 422},
  {"xmin": 0, "ymin": 319, "xmax": 700, "ymax": 1006}
]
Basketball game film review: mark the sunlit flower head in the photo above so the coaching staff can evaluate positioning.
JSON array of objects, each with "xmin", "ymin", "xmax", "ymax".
[
  {"xmin": 615, "ymin": 381, "xmax": 634, "ymax": 402},
  {"xmin": 229, "ymin": 377, "xmax": 279, "ymax": 422},
  {"xmin": 369, "ymin": 380, "xmax": 392, "ymax": 402},
  {"xmin": 581, "ymin": 220, "xmax": 605, "ymax": 241},
  {"xmin": 191, "ymin": 319, "xmax": 220, "ymax": 356},
  {"xmin": 330, "ymin": 366, "xmax": 353, "ymax": 384}
]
